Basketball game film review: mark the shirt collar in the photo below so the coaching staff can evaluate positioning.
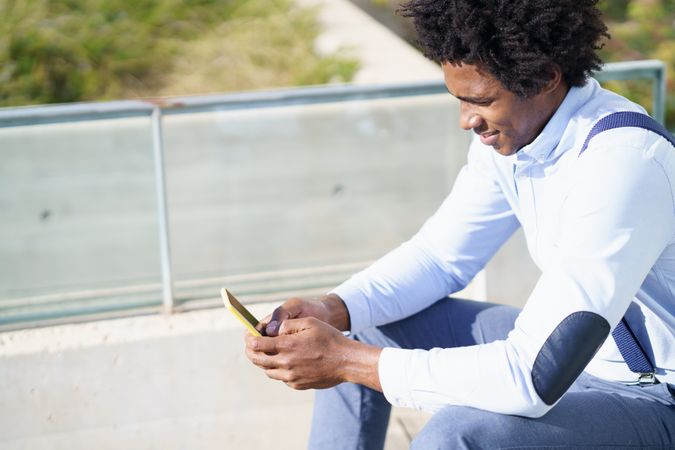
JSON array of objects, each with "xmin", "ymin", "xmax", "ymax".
[{"xmin": 514, "ymin": 79, "xmax": 597, "ymax": 164}]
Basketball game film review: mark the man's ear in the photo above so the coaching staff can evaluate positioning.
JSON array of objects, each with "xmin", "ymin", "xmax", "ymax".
[{"xmin": 540, "ymin": 64, "xmax": 564, "ymax": 94}]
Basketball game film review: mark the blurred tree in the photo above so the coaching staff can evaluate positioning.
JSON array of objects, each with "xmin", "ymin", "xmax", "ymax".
[
  {"xmin": 598, "ymin": 0, "xmax": 675, "ymax": 128},
  {"xmin": 599, "ymin": 0, "xmax": 632, "ymax": 20},
  {"xmin": 0, "ymin": 0, "xmax": 358, "ymax": 106}
]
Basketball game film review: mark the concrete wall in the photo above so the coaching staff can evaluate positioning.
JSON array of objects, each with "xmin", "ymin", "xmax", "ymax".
[
  {"xmin": 0, "ymin": 304, "xmax": 314, "ymax": 450},
  {"xmin": 0, "ymin": 291, "xmax": 490, "ymax": 450}
]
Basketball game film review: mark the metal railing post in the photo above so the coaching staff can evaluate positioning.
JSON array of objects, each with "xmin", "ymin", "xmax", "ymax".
[
  {"xmin": 151, "ymin": 106, "xmax": 175, "ymax": 313},
  {"xmin": 653, "ymin": 65, "xmax": 667, "ymax": 126},
  {"xmin": 596, "ymin": 60, "xmax": 667, "ymax": 126}
]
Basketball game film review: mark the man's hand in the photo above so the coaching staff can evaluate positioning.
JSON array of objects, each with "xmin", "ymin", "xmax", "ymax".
[
  {"xmin": 245, "ymin": 316, "xmax": 382, "ymax": 391},
  {"xmin": 258, "ymin": 293, "xmax": 350, "ymax": 336}
]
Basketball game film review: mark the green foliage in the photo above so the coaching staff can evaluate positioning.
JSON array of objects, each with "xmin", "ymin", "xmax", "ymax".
[
  {"xmin": 156, "ymin": 1, "xmax": 358, "ymax": 96},
  {"xmin": 598, "ymin": 0, "xmax": 632, "ymax": 21},
  {"xmin": 0, "ymin": 0, "xmax": 358, "ymax": 106},
  {"xmin": 598, "ymin": 0, "xmax": 675, "ymax": 129}
]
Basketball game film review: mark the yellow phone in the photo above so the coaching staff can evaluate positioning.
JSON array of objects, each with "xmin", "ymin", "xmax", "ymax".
[{"xmin": 220, "ymin": 288, "xmax": 262, "ymax": 336}]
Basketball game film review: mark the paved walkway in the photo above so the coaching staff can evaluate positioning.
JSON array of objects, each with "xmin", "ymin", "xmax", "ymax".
[{"xmin": 296, "ymin": 0, "xmax": 442, "ymax": 85}]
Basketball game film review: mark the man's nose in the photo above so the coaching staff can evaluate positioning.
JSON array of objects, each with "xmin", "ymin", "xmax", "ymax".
[{"xmin": 459, "ymin": 102, "xmax": 483, "ymax": 130}]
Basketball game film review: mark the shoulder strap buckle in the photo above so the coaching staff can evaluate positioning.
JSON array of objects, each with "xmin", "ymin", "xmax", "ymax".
[{"xmin": 638, "ymin": 372, "xmax": 658, "ymax": 385}]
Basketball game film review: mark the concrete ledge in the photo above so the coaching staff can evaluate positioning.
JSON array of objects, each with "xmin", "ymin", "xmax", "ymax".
[
  {"xmin": 0, "ymin": 302, "xmax": 316, "ymax": 450},
  {"xmin": 0, "ymin": 302, "xmax": 281, "ymax": 356},
  {"xmin": 0, "ymin": 278, "xmax": 486, "ymax": 449}
]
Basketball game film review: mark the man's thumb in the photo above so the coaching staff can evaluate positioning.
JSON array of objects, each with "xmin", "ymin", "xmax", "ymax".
[{"xmin": 265, "ymin": 300, "xmax": 306, "ymax": 336}]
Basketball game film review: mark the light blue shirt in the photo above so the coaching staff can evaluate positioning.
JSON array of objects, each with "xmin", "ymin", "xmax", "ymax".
[{"xmin": 332, "ymin": 78, "xmax": 675, "ymax": 417}]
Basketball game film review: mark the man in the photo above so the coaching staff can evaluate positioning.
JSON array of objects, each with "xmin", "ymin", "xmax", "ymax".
[{"xmin": 245, "ymin": 0, "xmax": 675, "ymax": 448}]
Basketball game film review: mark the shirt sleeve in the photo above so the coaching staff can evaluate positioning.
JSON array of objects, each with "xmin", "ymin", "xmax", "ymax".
[
  {"xmin": 331, "ymin": 138, "xmax": 520, "ymax": 333},
  {"xmin": 377, "ymin": 136, "xmax": 675, "ymax": 417}
]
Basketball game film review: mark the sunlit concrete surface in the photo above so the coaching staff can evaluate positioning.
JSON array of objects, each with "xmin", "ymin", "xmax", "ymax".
[
  {"xmin": 0, "ymin": 304, "xmax": 314, "ymax": 450},
  {"xmin": 0, "ymin": 296, "xmax": 477, "ymax": 450}
]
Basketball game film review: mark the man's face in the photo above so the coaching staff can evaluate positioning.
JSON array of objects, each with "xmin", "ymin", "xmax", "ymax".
[{"xmin": 442, "ymin": 62, "xmax": 559, "ymax": 156}]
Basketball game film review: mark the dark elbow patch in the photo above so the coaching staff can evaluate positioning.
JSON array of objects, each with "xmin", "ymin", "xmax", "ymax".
[{"xmin": 532, "ymin": 312, "xmax": 610, "ymax": 405}]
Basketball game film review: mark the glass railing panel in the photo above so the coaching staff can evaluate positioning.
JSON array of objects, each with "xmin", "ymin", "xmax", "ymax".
[
  {"xmin": 0, "ymin": 117, "xmax": 163, "ymax": 326},
  {"xmin": 162, "ymin": 93, "xmax": 470, "ymax": 304}
]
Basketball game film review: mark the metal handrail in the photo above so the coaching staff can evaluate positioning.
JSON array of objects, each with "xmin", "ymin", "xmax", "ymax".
[
  {"xmin": 0, "ymin": 60, "xmax": 668, "ymax": 320},
  {"xmin": 1, "ymin": 261, "xmax": 370, "ymax": 308},
  {"xmin": 0, "ymin": 82, "xmax": 449, "ymax": 128},
  {"xmin": 0, "ymin": 60, "xmax": 666, "ymax": 127},
  {"xmin": 593, "ymin": 60, "xmax": 667, "ymax": 125}
]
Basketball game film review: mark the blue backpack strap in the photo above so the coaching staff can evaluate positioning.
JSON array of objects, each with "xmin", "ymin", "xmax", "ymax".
[
  {"xmin": 579, "ymin": 111, "xmax": 675, "ymax": 156},
  {"xmin": 612, "ymin": 318, "xmax": 656, "ymax": 384},
  {"xmin": 579, "ymin": 111, "xmax": 674, "ymax": 384}
]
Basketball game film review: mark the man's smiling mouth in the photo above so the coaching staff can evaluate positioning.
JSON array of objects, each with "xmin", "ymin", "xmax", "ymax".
[{"xmin": 478, "ymin": 130, "xmax": 500, "ymax": 146}]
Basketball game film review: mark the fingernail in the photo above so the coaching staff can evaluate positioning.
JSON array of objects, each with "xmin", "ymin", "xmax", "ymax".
[{"xmin": 266, "ymin": 320, "xmax": 279, "ymax": 335}]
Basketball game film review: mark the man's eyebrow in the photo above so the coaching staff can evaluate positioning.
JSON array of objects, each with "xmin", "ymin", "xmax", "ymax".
[{"xmin": 446, "ymin": 89, "xmax": 493, "ymax": 104}]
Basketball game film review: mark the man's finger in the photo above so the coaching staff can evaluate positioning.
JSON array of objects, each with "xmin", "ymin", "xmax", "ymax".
[
  {"xmin": 264, "ymin": 368, "xmax": 293, "ymax": 383},
  {"xmin": 245, "ymin": 335, "xmax": 280, "ymax": 353},
  {"xmin": 246, "ymin": 348, "xmax": 279, "ymax": 370},
  {"xmin": 257, "ymin": 313, "xmax": 273, "ymax": 333},
  {"xmin": 278, "ymin": 317, "xmax": 315, "ymax": 336},
  {"xmin": 255, "ymin": 318, "xmax": 269, "ymax": 335}
]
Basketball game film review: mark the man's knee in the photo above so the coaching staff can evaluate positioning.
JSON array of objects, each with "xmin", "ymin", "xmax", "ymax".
[{"xmin": 410, "ymin": 406, "xmax": 528, "ymax": 450}]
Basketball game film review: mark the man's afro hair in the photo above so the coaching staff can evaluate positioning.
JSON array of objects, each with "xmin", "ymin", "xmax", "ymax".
[{"xmin": 399, "ymin": 0, "xmax": 610, "ymax": 97}]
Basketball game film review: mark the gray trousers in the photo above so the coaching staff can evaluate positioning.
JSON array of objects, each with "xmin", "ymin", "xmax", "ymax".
[{"xmin": 308, "ymin": 298, "xmax": 675, "ymax": 449}]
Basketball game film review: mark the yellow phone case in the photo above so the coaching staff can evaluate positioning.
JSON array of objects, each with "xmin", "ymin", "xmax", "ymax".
[{"xmin": 220, "ymin": 288, "xmax": 262, "ymax": 336}]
